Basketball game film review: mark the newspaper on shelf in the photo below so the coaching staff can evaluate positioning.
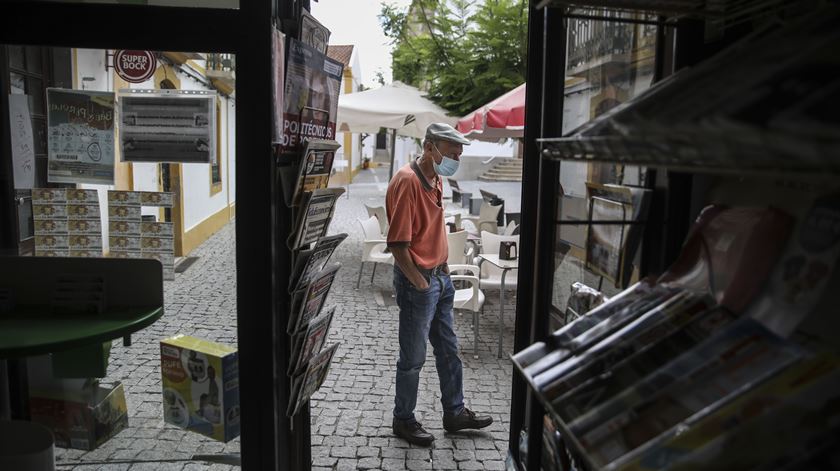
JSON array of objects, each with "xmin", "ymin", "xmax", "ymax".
[
  {"xmin": 287, "ymin": 343, "xmax": 340, "ymax": 417},
  {"xmin": 290, "ymin": 233, "xmax": 347, "ymax": 293}
]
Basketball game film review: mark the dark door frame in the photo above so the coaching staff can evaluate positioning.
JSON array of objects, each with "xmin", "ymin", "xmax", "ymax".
[{"xmin": 0, "ymin": 2, "xmax": 307, "ymax": 469}]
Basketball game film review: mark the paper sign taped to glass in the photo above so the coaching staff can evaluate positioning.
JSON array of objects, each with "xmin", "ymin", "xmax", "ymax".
[
  {"xmin": 119, "ymin": 89, "xmax": 216, "ymax": 164},
  {"xmin": 46, "ymin": 88, "xmax": 115, "ymax": 185}
]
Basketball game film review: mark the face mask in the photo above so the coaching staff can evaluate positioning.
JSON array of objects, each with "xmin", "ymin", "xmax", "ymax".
[{"xmin": 432, "ymin": 142, "xmax": 460, "ymax": 176}]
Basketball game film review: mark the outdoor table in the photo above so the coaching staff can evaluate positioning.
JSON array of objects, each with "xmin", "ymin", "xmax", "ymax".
[{"xmin": 477, "ymin": 254, "xmax": 519, "ymax": 358}]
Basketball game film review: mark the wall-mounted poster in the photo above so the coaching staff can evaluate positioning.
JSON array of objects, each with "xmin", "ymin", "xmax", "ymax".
[
  {"xmin": 119, "ymin": 89, "xmax": 216, "ymax": 164},
  {"xmin": 280, "ymin": 38, "xmax": 343, "ymax": 152},
  {"xmin": 46, "ymin": 88, "xmax": 115, "ymax": 185}
]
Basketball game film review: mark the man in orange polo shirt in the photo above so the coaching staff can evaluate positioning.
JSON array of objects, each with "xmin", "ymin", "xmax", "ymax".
[{"xmin": 386, "ymin": 123, "xmax": 493, "ymax": 446}]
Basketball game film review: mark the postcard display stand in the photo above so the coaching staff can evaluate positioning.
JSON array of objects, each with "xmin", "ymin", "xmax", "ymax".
[
  {"xmin": 275, "ymin": 13, "xmax": 346, "ymax": 420},
  {"xmin": 513, "ymin": 5, "xmax": 840, "ymax": 471}
]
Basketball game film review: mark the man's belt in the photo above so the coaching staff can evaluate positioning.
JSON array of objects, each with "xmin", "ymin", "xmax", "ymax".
[{"xmin": 417, "ymin": 263, "xmax": 449, "ymax": 277}]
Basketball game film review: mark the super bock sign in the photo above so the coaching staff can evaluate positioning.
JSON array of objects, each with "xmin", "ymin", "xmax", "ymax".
[{"xmin": 114, "ymin": 50, "xmax": 157, "ymax": 84}]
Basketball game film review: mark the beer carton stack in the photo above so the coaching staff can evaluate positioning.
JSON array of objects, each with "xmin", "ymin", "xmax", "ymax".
[
  {"xmin": 108, "ymin": 191, "xmax": 175, "ymax": 280},
  {"xmin": 32, "ymin": 188, "xmax": 103, "ymax": 257}
]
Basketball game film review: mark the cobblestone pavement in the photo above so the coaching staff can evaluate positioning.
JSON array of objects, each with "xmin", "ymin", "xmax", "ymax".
[{"xmin": 55, "ymin": 165, "xmax": 521, "ymax": 470}]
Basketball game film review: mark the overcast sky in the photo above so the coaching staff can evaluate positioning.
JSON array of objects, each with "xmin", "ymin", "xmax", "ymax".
[{"xmin": 310, "ymin": 0, "xmax": 413, "ymax": 89}]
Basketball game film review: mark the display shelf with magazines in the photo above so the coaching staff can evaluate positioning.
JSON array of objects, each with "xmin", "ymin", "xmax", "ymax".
[
  {"xmin": 513, "ymin": 196, "xmax": 840, "ymax": 470},
  {"xmin": 539, "ymin": 6, "xmax": 840, "ymax": 178}
]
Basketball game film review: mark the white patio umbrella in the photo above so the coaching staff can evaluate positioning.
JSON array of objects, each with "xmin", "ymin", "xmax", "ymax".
[{"xmin": 336, "ymin": 81, "xmax": 456, "ymax": 179}]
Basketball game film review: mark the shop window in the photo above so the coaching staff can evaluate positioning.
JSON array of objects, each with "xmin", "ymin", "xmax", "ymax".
[{"xmin": 552, "ymin": 9, "xmax": 658, "ymax": 325}]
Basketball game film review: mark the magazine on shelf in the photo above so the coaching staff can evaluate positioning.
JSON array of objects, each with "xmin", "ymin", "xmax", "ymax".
[
  {"xmin": 517, "ymin": 280, "xmax": 654, "ymax": 378},
  {"xmin": 748, "ymin": 192, "xmax": 840, "ymax": 337},
  {"xmin": 568, "ymin": 318, "xmax": 803, "ymax": 461},
  {"xmin": 283, "ymin": 139, "xmax": 340, "ymax": 207},
  {"xmin": 289, "ymin": 305, "xmax": 336, "ymax": 376},
  {"xmin": 555, "ymin": 307, "xmax": 737, "ymax": 422},
  {"xmin": 534, "ymin": 286, "xmax": 687, "ymax": 391},
  {"xmin": 290, "ymin": 233, "xmax": 347, "ymax": 292},
  {"xmin": 289, "ymin": 187, "xmax": 345, "ymax": 250},
  {"xmin": 585, "ymin": 183, "xmax": 652, "ymax": 289},
  {"xmin": 661, "ymin": 205, "xmax": 795, "ymax": 314},
  {"xmin": 539, "ymin": 292, "xmax": 714, "ymax": 400},
  {"xmin": 281, "ymin": 38, "xmax": 343, "ymax": 153},
  {"xmin": 287, "ymin": 343, "xmax": 340, "ymax": 417},
  {"xmin": 288, "ymin": 264, "xmax": 340, "ymax": 334},
  {"xmin": 299, "ymin": 9, "xmax": 331, "ymax": 54},
  {"xmin": 611, "ymin": 354, "xmax": 840, "ymax": 471},
  {"xmin": 271, "ymin": 27, "xmax": 286, "ymax": 144}
]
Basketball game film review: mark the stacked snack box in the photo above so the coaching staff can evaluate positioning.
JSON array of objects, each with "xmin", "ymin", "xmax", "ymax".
[
  {"xmin": 160, "ymin": 335, "xmax": 240, "ymax": 442},
  {"xmin": 32, "ymin": 188, "xmax": 70, "ymax": 257},
  {"xmin": 108, "ymin": 190, "xmax": 175, "ymax": 280},
  {"xmin": 66, "ymin": 189, "xmax": 103, "ymax": 257}
]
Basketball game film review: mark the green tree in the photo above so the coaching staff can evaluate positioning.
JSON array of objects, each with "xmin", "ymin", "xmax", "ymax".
[{"xmin": 380, "ymin": 0, "xmax": 527, "ymax": 116}]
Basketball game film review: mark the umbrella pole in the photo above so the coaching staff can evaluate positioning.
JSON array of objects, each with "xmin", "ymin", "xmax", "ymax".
[{"xmin": 388, "ymin": 128, "xmax": 397, "ymax": 181}]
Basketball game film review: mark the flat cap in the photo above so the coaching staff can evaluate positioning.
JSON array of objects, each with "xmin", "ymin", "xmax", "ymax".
[{"xmin": 425, "ymin": 122, "xmax": 471, "ymax": 145}]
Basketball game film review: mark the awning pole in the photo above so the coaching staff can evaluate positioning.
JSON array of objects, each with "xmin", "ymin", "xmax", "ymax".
[{"xmin": 388, "ymin": 128, "xmax": 397, "ymax": 181}]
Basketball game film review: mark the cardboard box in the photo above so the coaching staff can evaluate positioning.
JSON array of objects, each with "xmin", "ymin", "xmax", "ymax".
[
  {"xmin": 160, "ymin": 335, "xmax": 240, "ymax": 442},
  {"xmin": 29, "ymin": 382, "xmax": 128, "ymax": 451}
]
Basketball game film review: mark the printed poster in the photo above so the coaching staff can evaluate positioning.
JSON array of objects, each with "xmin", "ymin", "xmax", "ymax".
[
  {"xmin": 8, "ymin": 94, "xmax": 36, "ymax": 189},
  {"xmin": 281, "ymin": 38, "xmax": 343, "ymax": 153},
  {"xmin": 47, "ymin": 88, "xmax": 115, "ymax": 184},
  {"xmin": 119, "ymin": 89, "xmax": 216, "ymax": 164}
]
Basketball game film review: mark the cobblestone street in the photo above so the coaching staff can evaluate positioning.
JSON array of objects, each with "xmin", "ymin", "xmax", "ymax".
[{"xmin": 56, "ymin": 165, "xmax": 521, "ymax": 470}]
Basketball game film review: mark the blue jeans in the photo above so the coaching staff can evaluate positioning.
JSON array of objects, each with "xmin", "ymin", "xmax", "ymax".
[{"xmin": 393, "ymin": 265, "xmax": 465, "ymax": 422}]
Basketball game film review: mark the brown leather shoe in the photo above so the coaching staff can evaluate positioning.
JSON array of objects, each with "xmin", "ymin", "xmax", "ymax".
[
  {"xmin": 393, "ymin": 418, "xmax": 435, "ymax": 446},
  {"xmin": 443, "ymin": 408, "xmax": 493, "ymax": 432}
]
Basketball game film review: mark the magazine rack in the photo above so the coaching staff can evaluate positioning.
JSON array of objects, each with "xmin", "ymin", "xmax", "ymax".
[
  {"xmin": 511, "ymin": 2, "xmax": 840, "ymax": 471},
  {"xmin": 274, "ymin": 32, "xmax": 344, "ymax": 423}
]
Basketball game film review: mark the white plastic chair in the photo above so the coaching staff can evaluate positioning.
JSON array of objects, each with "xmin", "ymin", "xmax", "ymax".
[
  {"xmin": 462, "ymin": 202, "xmax": 502, "ymax": 234},
  {"xmin": 475, "ymin": 231, "xmax": 519, "ymax": 291},
  {"xmin": 364, "ymin": 204, "xmax": 389, "ymax": 238},
  {"xmin": 446, "ymin": 230, "xmax": 475, "ymax": 265},
  {"xmin": 357, "ymin": 216, "xmax": 394, "ymax": 288},
  {"xmin": 502, "ymin": 220, "xmax": 519, "ymax": 236},
  {"xmin": 449, "ymin": 263, "xmax": 485, "ymax": 358}
]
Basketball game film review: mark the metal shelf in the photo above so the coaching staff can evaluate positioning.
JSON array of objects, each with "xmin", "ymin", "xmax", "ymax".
[
  {"xmin": 541, "ymin": 132, "xmax": 840, "ymax": 178},
  {"xmin": 511, "ymin": 348, "xmax": 598, "ymax": 471},
  {"xmin": 539, "ymin": 4, "xmax": 840, "ymax": 178},
  {"xmin": 538, "ymin": 0, "xmax": 789, "ymax": 20}
]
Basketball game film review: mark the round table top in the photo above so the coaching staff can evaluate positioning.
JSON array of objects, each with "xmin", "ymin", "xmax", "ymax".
[{"xmin": 0, "ymin": 307, "xmax": 163, "ymax": 358}]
